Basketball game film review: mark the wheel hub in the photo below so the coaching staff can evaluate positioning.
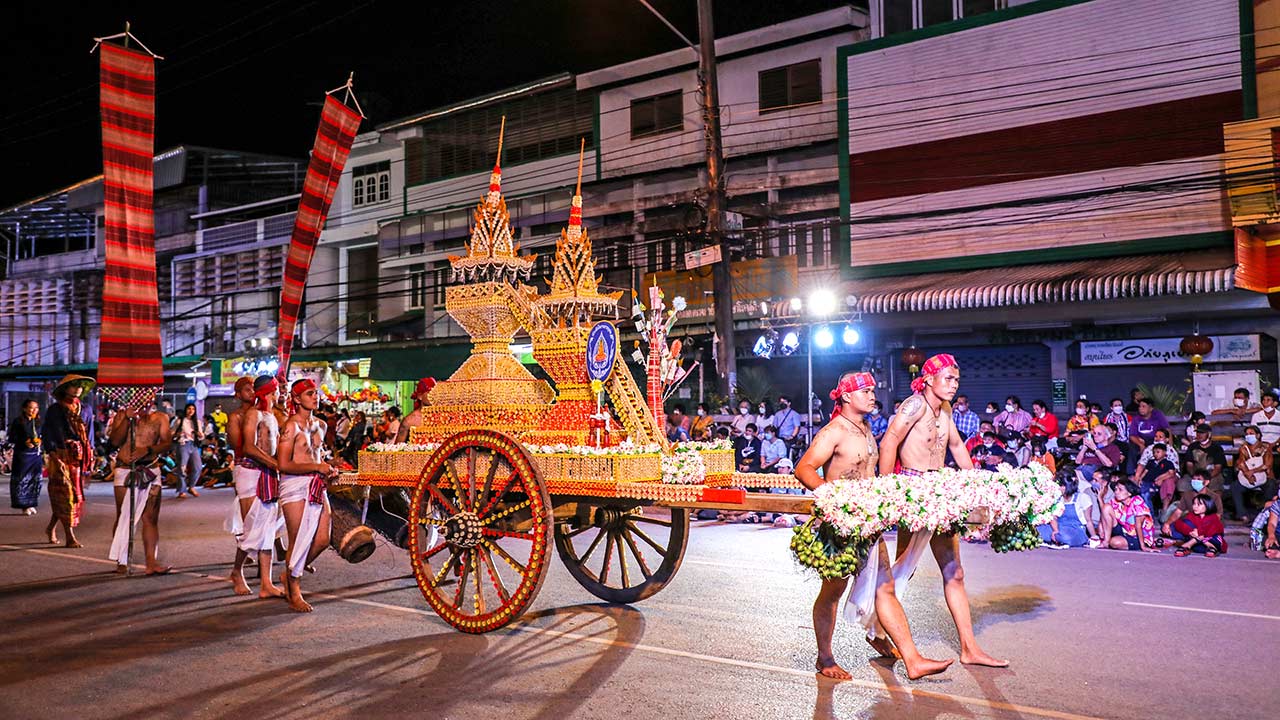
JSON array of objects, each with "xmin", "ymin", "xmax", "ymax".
[
  {"xmin": 594, "ymin": 507, "xmax": 630, "ymax": 531},
  {"xmin": 443, "ymin": 511, "xmax": 484, "ymax": 549}
]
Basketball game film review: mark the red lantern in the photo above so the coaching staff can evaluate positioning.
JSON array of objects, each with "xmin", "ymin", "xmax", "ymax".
[
  {"xmin": 901, "ymin": 347, "xmax": 926, "ymax": 374},
  {"xmin": 1180, "ymin": 334, "xmax": 1213, "ymax": 371}
]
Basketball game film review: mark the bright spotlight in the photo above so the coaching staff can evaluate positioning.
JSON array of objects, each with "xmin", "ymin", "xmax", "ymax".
[
  {"xmin": 789, "ymin": 297, "xmax": 803, "ymax": 312},
  {"xmin": 814, "ymin": 326, "xmax": 834, "ymax": 349},
  {"xmin": 808, "ymin": 289, "xmax": 837, "ymax": 317},
  {"xmin": 260, "ymin": 337, "xmax": 272, "ymax": 348},
  {"xmin": 780, "ymin": 331, "xmax": 800, "ymax": 355},
  {"xmin": 843, "ymin": 326, "xmax": 860, "ymax": 346},
  {"xmin": 753, "ymin": 333, "xmax": 775, "ymax": 359}
]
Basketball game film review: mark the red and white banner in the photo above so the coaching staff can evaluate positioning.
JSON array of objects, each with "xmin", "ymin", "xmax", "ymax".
[{"xmin": 277, "ymin": 94, "xmax": 362, "ymax": 378}]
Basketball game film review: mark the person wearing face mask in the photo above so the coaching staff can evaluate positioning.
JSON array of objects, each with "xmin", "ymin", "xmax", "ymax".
[
  {"xmin": 1249, "ymin": 393, "xmax": 1280, "ymax": 445},
  {"xmin": 755, "ymin": 402, "xmax": 773, "ymax": 434},
  {"xmin": 1232, "ymin": 424, "xmax": 1275, "ymax": 522},
  {"xmin": 951, "ymin": 394, "xmax": 980, "ymax": 440},
  {"xmin": 1065, "ymin": 399, "xmax": 1098, "ymax": 436},
  {"xmin": 733, "ymin": 422, "xmax": 762, "ymax": 474},
  {"xmin": 1103, "ymin": 398, "xmax": 1130, "ymax": 443},
  {"xmin": 772, "ymin": 396, "xmax": 801, "ymax": 449},
  {"xmin": 964, "ymin": 421, "xmax": 1005, "ymax": 455},
  {"xmin": 1028, "ymin": 438, "xmax": 1056, "ymax": 474},
  {"xmin": 1180, "ymin": 424, "xmax": 1226, "ymax": 515},
  {"xmin": 971, "ymin": 431, "xmax": 1006, "ymax": 468},
  {"xmin": 759, "ymin": 425, "xmax": 788, "ymax": 473},
  {"xmin": 730, "ymin": 401, "xmax": 756, "ymax": 437},
  {"xmin": 1006, "ymin": 432, "xmax": 1032, "ymax": 468},
  {"xmin": 992, "ymin": 396, "xmax": 1032, "ymax": 438},
  {"xmin": 1027, "ymin": 400, "xmax": 1058, "ymax": 440},
  {"xmin": 690, "ymin": 403, "xmax": 714, "ymax": 441},
  {"xmin": 868, "ymin": 400, "xmax": 889, "ymax": 440},
  {"xmin": 1214, "ymin": 387, "xmax": 1261, "ymax": 422}
]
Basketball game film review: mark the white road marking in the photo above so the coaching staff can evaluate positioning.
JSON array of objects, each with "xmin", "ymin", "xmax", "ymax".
[
  {"xmin": 3, "ymin": 543, "xmax": 1104, "ymax": 720},
  {"xmin": 1123, "ymin": 601, "xmax": 1280, "ymax": 622}
]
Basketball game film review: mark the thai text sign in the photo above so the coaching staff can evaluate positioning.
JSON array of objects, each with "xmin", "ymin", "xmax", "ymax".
[{"xmin": 1080, "ymin": 335, "xmax": 1260, "ymax": 366}]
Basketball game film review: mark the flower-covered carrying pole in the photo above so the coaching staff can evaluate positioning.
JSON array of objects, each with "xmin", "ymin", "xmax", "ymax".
[{"xmin": 631, "ymin": 283, "xmax": 695, "ymax": 433}]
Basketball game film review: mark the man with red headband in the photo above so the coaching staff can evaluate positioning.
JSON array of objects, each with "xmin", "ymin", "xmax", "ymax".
[
  {"xmin": 795, "ymin": 372, "xmax": 952, "ymax": 681},
  {"xmin": 226, "ymin": 376, "xmax": 285, "ymax": 598},
  {"xmin": 277, "ymin": 379, "xmax": 337, "ymax": 612},
  {"xmin": 395, "ymin": 377, "xmax": 435, "ymax": 444},
  {"xmin": 879, "ymin": 354, "xmax": 1008, "ymax": 668}
]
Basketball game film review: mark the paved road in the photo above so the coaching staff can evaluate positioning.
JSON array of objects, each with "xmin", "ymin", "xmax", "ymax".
[{"xmin": 2, "ymin": 480, "xmax": 1277, "ymax": 720}]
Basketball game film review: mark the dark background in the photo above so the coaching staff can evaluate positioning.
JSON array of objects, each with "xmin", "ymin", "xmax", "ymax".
[{"xmin": 4, "ymin": 0, "xmax": 851, "ymax": 208}]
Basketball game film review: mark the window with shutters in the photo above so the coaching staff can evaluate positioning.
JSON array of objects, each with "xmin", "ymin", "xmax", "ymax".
[
  {"xmin": 407, "ymin": 265, "xmax": 428, "ymax": 310},
  {"xmin": 630, "ymin": 91, "xmax": 684, "ymax": 139},
  {"xmin": 431, "ymin": 260, "xmax": 451, "ymax": 309},
  {"xmin": 352, "ymin": 160, "xmax": 391, "ymax": 207},
  {"xmin": 758, "ymin": 60, "xmax": 821, "ymax": 114}
]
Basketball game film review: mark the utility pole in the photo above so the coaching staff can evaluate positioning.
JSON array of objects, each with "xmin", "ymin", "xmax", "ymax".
[{"xmin": 697, "ymin": 0, "xmax": 736, "ymax": 397}]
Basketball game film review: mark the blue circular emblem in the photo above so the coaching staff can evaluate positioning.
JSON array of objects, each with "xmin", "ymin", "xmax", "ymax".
[{"xmin": 586, "ymin": 321, "xmax": 619, "ymax": 382}]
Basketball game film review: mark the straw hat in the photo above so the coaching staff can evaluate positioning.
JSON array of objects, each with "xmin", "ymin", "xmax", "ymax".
[{"xmin": 53, "ymin": 373, "xmax": 96, "ymax": 397}]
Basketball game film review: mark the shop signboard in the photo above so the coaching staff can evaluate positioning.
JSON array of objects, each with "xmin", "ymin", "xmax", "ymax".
[{"xmin": 1079, "ymin": 335, "xmax": 1261, "ymax": 366}]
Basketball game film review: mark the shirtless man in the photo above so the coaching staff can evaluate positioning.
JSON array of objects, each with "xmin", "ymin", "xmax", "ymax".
[
  {"xmin": 878, "ymin": 354, "xmax": 1007, "ymax": 668},
  {"xmin": 795, "ymin": 372, "xmax": 952, "ymax": 681},
  {"xmin": 107, "ymin": 397, "xmax": 174, "ymax": 575},
  {"xmin": 276, "ymin": 379, "xmax": 337, "ymax": 612},
  {"xmin": 227, "ymin": 376, "xmax": 285, "ymax": 598},
  {"xmin": 394, "ymin": 377, "xmax": 435, "ymax": 444}
]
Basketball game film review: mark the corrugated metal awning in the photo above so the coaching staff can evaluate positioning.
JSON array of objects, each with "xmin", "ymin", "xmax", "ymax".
[{"xmin": 853, "ymin": 250, "xmax": 1237, "ymax": 315}]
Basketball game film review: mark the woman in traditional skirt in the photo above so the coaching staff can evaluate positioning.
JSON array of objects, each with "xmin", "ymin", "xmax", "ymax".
[
  {"xmin": 41, "ymin": 375, "xmax": 95, "ymax": 547},
  {"xmin": 8, "ymin": 399, "xmax": 43, "ymax": 515}
]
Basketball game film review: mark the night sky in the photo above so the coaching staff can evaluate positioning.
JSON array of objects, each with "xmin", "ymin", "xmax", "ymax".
[{"xmin": 4, "ymin": 0, "xmax": 849, "ymax": 209}]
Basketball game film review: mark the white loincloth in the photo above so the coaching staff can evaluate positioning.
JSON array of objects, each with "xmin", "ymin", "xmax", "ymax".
[
  {"xmin": 844, "ymin": 529, "xmax": 934, "ymax": 637},
  {"xmin": 108, "ymin": 467, "xmax": 160, "ymax": 565},
  {"xmin": 224, "ymin": 464, "xmax": 261, "ymax": 536},
  {"xmin": 238, "ymin": 497, "xmax": 285, "ymax": 554},
  {"xmin": 280, "ymin": 474, "xmax": 327, "ymax": 578}
]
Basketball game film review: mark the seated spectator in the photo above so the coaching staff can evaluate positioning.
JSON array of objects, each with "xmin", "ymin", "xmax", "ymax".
[
  {"xmin": 1180, "ymin": 411, "xmax": 1207, "ymax": 446},
  {"xmin": 1097, "ymin": 479, "xmax": 1158, "ymax": 552},
  {"xmin": 1170, "ymin": 494, "xmax": 1226, "ymax": 557},
  {"xmin": 1028, "ymin": 437, "xmax": 1056, "ymax": 473},
  {"xmin": 1135, "ymin": 442, "xmax": 1178, "ymax": 517},
  {"xmin": 993, "ymin": 395, "xmax": 1032, "ymax": 438},
  {"xmin": 1181, "ymin": 424, "xmax": 1227, "ymax": 516},
  {"xmin": 1075, "ymin": 425, "xmax": 1122, "ymax": 484},
  {"xmin": 1065, "ymin": 398, "xmax": 1099, "ymax": 436},
  {"xmin": 1130, "ymin": 398, "xmax": 1171, "ymax": 457},
  {"xmin": 1214, "ymin": 386, "xmax": 1262, "ymax": 422},
  {"xmin": 971, "ymin": 432, "xmax": 1009, "ymax": 469},
  {"xmin": 1250, "ymin": 393, "xmax": 1280, "ymax": 445},
  {"xmin": 1028, "ymin": 399, "xmax": 1059, "ymax": 439},
  {"xmin": 965, "ymin": 421, "xmax": 1005, "ymax": 454},
  {"xmin": 1249, "ymin": 498, "xmax": 1279, "ymax": 558},
  {"xmin": 759, "ymin": 425, "xmax": 788, "ymax": 473},
  {"xmin": 665, "ymin": 405, "xmax": 691, "ymax": 442},
  {"xmin": 1136, "ymin": 428, "xmax": 1180, "ymax": 468},
  {"xmin": 1233, "ymin": 425, "xmax": 1275, "ymax": 522},
  {"xmin": 734, "ymin": 423, "xmax": 762, "ymax": 473},
  {"xmin": 1104, "ymin": 398, "xmax": 1130, "ymax": 444},
  {"xmin": 869, "ymin": 401, "xmax": 888, "ymax": 440},
  {"xmin": 1006, "ymin": 432, "xmax": 1032, "ymax": 467},
  {"xmin": 690, "ymin": 403, "xmax": 714, "ymax": 441},
  {"xmin": 952, "ymin": 394, "xmax": 980, "ymax": 440},
  {"xmin": 1038, "ymin": 474, "xmax": 1091, "ymax": 548},
  {"xmin": 983, "ymin": 401, "xmax": 1000, "ymax": 420}
]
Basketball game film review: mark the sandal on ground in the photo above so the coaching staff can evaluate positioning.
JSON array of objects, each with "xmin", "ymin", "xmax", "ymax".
[
  {"xmin": 1205, "ymin": 550, "xmax": 1217, "ymax": 558},
  {"xmin": 1174, "ymin": 549, "xmax": 1189, "ymax": 557}
]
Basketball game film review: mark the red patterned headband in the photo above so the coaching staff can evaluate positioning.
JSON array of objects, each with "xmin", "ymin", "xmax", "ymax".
[
  {"xmin": 291, "ymin": 379, "xmax": 316, "ymax": 397},
  {"xmin": 910, "ymin": 353, "xmax": 959, "ymax": 394},
  {"xmin": 830, "ymin": 372, "xmax": 876, "ymax": 403},
  {"xmin": 254, "ymin": 377, "xmax": 279, "ymax": 411}
]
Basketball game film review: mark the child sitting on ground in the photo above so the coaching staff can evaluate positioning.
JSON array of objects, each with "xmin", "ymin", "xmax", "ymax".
[
  {"xmin": 1171, "ymin": 494, "xmax": 1226, "ymax": 557},
  {"xmin": 1038, "ymin": 473, "xmax": 1091, "ymax": 548}
]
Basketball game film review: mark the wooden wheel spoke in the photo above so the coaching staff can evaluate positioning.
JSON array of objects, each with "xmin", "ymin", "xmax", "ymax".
[
  {"xmin": 631, "ymin": 514, "xmax": 672, "ymax": 528},
  {"xmin": 621, "ymin": 529, "xmax": 653, "ymax": 580},
  {"xmin": 443, "ymin": 464, "xmax": 469, "ymax": 512},
  {"xmin": 615, "ymin": 531, "xmax": 630, "ymax": 587},
  {"xmin": 560, "ymin": 524, "xmax": 594, "ymax": 540},
  {"xmin": 482, "ymin": 528, "xmax": 535, "ymax": 541},
  {"xmin": 481, "ymin": 498, "xmax": 531, "ymax": 526},
  {"xmin": 453, "ymin": 550, "xmax": 471, "ymax": 610},
  {"xmin": 431, "ymin": 551, "xmax": 460, "ymax": 588},
  {"xmin": 472, "ymin": 552, "xmax": 486, "ymax": 616},
  {"xmin": 466, "ymin": 448, "xmax": 477, "ymax": 511},
  {"xmin": 482, "ymin": 538, "xmax": 527, "ymax": 575},
  {"xmin": 421, "ymin": 540, "xmax": 450, "ymax": 562},
  {"xmin": 426, "ymin": 483, "xmax": 459, "ymax": 517},
  {"xmin": 599, "ymin": 533, "xmax": 616, "ymax": 586},
  {"xmin": 579, "ymin": 528, "xmax": 608, "ymax": 567},
  {"xmin": 477, "ymin": 454, "xmax": 502, "ymax": 513},
  {"xmin": 417, "ymin": 516, "xmax": 446, "ymax": 526},
  {"xmin": 479, "ymin": 548, "xmax": 510, "ymax": 603},
  {"xmin": 626, "ymin": 521, "xmax": 668, "ymax": 556},
  {"xmin": 478, "ymin": 471, "xmax": 519, "ymax": 519}
]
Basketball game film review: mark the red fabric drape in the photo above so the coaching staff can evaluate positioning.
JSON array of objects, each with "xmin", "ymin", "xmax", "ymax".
[
  {"xmin": 97, "ymin": 43, "xmax": 162, "ymax": 407},
  {"xmin": 277, "ymin": 95, "xmax": 362, "ymax": 378}
]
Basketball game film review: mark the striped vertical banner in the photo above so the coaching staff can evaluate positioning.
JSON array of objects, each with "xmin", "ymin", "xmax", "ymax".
[
  {"xmin": 97, "ymin": 43, "xmax": 163, "ymax": 408},
  {"xmin": 277, "ymin": 94, "xmax": 362, "ymax": 377}
]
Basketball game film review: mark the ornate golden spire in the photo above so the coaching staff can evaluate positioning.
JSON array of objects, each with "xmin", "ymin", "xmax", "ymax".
[
  {"xmin": 449, "ymin": 116, "xmax": 536, "ymax": 283},
  {"xmin": 534, "ymin": 140, "xmax": 622, "ymax": 326}
]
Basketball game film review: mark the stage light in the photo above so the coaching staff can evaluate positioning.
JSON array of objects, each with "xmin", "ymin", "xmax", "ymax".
[
  {"xmin": 808, "ymin": 288, "xmax": 837, "ymax": 317},
  {"xmin": 814, "ymin": 326, "xmax": 834, "ymax": 349},
  {"xmin": 789, "ymin": 297, "xmax": 803, "ymax": 312},
  {"xmin": 753, "ymin": 333, "xmax": 775, "ymax": 359},
  {"xmin": 780, "ymin": 331, "xmax": 800, "ymax": 355},
  {"xmin": 843, "ymin": 326, "xmax": 860, "ymax": 346}
]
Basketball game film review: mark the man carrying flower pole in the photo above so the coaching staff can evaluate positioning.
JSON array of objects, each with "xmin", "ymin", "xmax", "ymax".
[
  {"xmin": 878, "ymin": 354, "xmax": 1008, "ymax": 669},
  {"xmin": 794, "ymin": 372, "xmax": 952, "ymax": 681}
]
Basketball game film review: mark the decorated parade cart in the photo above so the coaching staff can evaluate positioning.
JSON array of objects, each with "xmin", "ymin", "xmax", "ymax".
[{"xmin": 336, "ymin": 136, "xmax": 808, "ymax": 633}]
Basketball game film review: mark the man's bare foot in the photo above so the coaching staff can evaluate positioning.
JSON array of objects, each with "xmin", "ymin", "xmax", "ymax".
[
  {"xmin": 904, "ymin": 657, "xmax": 954, "ymax": 680},
  {"xmin": 47, "ymin": 531, "xmax": 58, "ymax": 544},
  {"xmin": 285, "ymin": 578, "xmax": 313, "ymax": 613},
  {"xmin": 960, "ymin": 649, "xmax": 1009, "ymax": 668},
  {"xmin": 815, "ymin": 659, "xmax": 852, "ymax": 681},
  {"xmin": 65, "ymin": 537, "xmax": 83, "ymax": 549},
  {"xmin": 259, "ymin": 583, "xmax": 286, "ymax": 599},
  {"xmin": 115, "ymin": 564, "xmax": 128, "ymax": 575},
  {"xmin": 144, "ymin": 565, "xmax": 172, "ymax": 576},
  {"xmin": 189, "ymin": 488, "xmax": 200, "ymax": 497},
  {"xmin": 866, "ymin": 634, "xmax": 902, "ymax": 659},
  {"xmin": 231, "ymin": 571, "xmax": 252, "ymax": 596}
]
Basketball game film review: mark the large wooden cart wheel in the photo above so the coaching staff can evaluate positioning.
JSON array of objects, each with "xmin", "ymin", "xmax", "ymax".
[
  {"xmin": 554, "ymin": 503, "xmax": 689, "ymax": 604},
  {"xmin": 408, "ymin": 430, "xmax": 552, "ymax": 633}
]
